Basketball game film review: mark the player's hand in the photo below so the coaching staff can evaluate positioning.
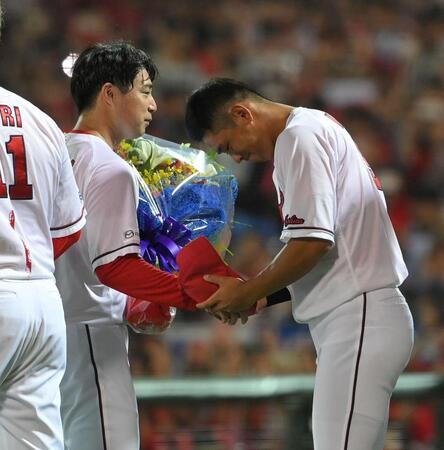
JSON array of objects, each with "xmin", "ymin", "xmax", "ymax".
[
  {"xmin": 124, "ymin": 297, "xmax": 176, "ymax": 334},
  {"xmin": 209, "ymin": 310, "xmax": 249, "ymax": 325},
  {"xmin": 213, "ymin": 298, "xmax": 266, "ymax": 322},
  {"xmin": 254, "ymin": 297, "xmax": 268, "ymax": 314},
  {"xmin": 196, "ymin": 274, "xmax": 256, "ymax": 314}
]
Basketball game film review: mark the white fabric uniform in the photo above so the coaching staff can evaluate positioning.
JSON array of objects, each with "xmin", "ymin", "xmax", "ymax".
[
  {"xmin": 55, "ymin": 132, "xmax": 141, "ymax": 450},
  {"xmin": 0, "ymin": 87, "xmax": 85, "ymax": 449},
  {"xmin": 272, "ymin": 108, "xmax": 414, "ymax": 450}
]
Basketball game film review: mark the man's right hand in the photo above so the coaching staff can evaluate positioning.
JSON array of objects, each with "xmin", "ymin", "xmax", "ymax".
[{"xmin": 124, "ymin": 297, "xmax": 176, "ymax": 334}]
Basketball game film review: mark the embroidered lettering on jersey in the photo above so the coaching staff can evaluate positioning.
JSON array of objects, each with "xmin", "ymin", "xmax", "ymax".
[
  {"xmin": 0, "ymin": 105, "xmax": 22, "ymax": 127},
  {"xmin": 284, "ymin": 214, "xmax": 305, "ymax": 227}
]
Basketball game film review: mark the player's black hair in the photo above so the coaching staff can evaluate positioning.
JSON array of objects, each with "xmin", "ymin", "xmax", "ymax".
[
  {"xmin": 71, "ymin": 42, "xmax": 158, "ymax": 113},
  {"xmin": 185, "ymin": 78, "xmax": 267, "ymax": 142}
]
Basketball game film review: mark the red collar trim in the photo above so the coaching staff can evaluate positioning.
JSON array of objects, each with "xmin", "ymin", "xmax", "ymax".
[{"xmin": 65, "ymin": 129, "xmax": 98, "ymax": 136}]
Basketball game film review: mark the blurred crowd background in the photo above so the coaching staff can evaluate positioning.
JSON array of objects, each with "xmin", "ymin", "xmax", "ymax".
[{"xmin": 1, "ymin": 0, "xmax": 444, "ymax": 448}]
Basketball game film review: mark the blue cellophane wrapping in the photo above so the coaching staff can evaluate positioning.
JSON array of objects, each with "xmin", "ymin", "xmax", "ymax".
[{"xmin": 121, "ymin": 135, "xmax": 238, "ymax": 271}]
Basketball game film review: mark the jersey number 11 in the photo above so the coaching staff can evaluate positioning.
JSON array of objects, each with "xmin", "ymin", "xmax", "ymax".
[{"xmin": 0, "ymin": 135, "xmax": 33, "ymax": 200}]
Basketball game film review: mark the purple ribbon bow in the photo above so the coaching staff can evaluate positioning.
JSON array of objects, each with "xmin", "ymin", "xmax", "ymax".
[{"xmin": 140, "ymin": 217, "xmax": 192, "ymax": 273}]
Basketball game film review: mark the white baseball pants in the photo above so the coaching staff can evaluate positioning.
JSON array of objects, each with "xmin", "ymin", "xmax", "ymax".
[
  {"xmin": 308, "ymin": 287, "xmax": 414, "ymax": 450},
  {"xmin": 0, "ymin": 279, "xmax": 66, "ymax": 450},
  {"xmin": 60, "ymin": 322, "xmax": 139, "ymax": 450}
]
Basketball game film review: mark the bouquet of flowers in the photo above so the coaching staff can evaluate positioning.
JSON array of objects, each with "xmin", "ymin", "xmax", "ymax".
[{"xmin": 118, "ymin": 134, "xmax": 238, "ymax": 274}]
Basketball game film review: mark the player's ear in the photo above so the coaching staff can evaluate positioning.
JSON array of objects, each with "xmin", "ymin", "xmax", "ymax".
[
  {"xmin": 230, "ymin": 104, "xmax": 253, "ymax": 126},
  {"xmin": 101, "ymin": 83, "xmax": 115, "ymax": 106}
]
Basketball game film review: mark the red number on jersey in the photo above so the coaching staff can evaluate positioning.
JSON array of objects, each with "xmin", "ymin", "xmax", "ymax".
[
  {"xmin": 361, "ymin": 156, "xmax": 383, "ymax": 191},
  {"xmin": 0, "ymin": 135, "xmax": 33, "ymax": 199},
  {"xmin": 0, "ymin": 163, "xmax": 6, "ymax": 197},
  {"xmin": 369, "ymin": 167, "xmax": 382, "ymax": 190}
]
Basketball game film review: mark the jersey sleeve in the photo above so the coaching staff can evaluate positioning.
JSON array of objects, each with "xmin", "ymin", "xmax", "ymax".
[
  {"xmin": 52, "ymin": 230, "xmax": 82, "ymax": 259},
  {"xmin": 276, "ymin": 127, "xmax": 336, "ymax": 244},
  {"xmin": 85, "ymin": 159, "xmax": 141, "ymax": 270},
  {"xmin": 50, "ymin": 137, "xmax": 86, "ymax": 238}
]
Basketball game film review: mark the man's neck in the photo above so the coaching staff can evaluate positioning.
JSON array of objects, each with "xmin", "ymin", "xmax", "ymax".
[
  {"xmin": 73, "ymin": 114, "xmax": 115, "ymax": 148},
  {"xmin": 258, "ymin": 102, "xmax": 294, "ymax": 153}
]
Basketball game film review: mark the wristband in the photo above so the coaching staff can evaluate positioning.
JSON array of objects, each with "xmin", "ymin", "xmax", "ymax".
[{"xmin": 266, "ymin": 288, "xmax": 291, "ymax": 306}]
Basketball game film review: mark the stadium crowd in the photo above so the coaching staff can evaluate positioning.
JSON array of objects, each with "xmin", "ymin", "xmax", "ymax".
[{"xmin": 1, "ymin": 0, "xmax": 443, "ymax": 448}]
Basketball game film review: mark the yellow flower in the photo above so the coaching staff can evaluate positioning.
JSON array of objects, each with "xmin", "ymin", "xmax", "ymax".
[{"xmin": 120, "ymin": 142, "xmax": 131, "ymax": 152}]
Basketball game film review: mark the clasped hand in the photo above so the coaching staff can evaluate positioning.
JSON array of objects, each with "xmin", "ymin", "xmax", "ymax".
[{"xmin": 196, "ymin": 275, "xmax": 264, "ymax": 325}]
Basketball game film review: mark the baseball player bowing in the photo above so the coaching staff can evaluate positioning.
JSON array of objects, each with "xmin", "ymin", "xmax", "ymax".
[
  {"xmin": 185, "ymin": 78, "xmax": 414, "ymax": 450},
  {"xmin": 54, "ymin": 43, "xmax": 198, "ymax": 450},
  {"xmin": 0, "ymin": 6, "xmax": 85, "ymax": 449}
]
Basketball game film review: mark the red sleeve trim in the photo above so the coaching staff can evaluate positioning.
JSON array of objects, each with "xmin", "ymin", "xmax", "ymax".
[
  {"xmin": 50, "ymin": 207, "xmax": 85, "ymax": 231},
  {"xmin": 65, "ymin": 130, "xmax": 97, "ymax": 135},
  {"xmin": 52, "ymin": 230, "xmax": 82, "ymax": 259}
]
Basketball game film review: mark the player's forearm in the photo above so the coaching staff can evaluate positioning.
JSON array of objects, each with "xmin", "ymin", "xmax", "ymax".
[
  {"xmin": 240, "ymin": 238, "xmax": 333, "ymax": 305},
  {"xmin": 95, "ymin": 254, "xmax": 196, "ymax": 311}
]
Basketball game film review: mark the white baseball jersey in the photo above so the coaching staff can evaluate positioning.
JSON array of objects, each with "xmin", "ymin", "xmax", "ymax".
[
  {"xmin": 55, "ymin": 132, "xmax": 140, "ymax": 324},
  {"xmin": 272, "ymin": 107, "xmax": 408, "ymax": 322},
  {"xmin": 0, "ymin": 87, "xmax": 85, "ymax": 280}
]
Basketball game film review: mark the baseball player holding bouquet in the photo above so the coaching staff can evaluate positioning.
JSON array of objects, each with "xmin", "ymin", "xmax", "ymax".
[
  {"xmin": 182, "ymin": 78, "xmax": 414, "ymax": 450},
  {"xmin": 55, "ymin": 42, "xmax": 201, "ymax": 450},
  {"xmin": 56, "ymin": 40, "xmax": 250, "ymax": 449}
]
